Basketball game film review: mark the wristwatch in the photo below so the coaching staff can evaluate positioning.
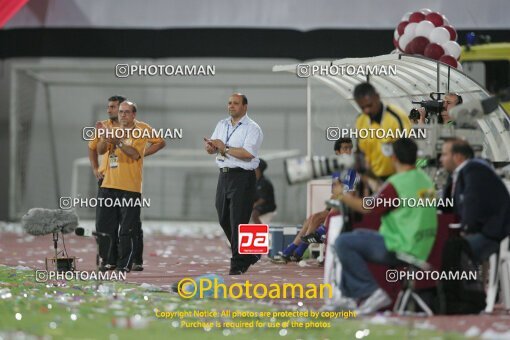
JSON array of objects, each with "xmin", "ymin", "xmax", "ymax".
[{"xmin": 224, "ymin": 146, "xmax": 230, "ymax": 155}]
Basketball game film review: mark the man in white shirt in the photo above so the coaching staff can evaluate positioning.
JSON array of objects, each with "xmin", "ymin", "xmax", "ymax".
[{"xmin": 204, "ymin": 93, "xmax": 264, "ymax": 275}]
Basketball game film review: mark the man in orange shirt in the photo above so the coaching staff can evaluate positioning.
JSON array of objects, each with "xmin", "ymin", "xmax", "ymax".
[
  {"xmin": 96, "ymin": 100, "xmax": 165, "ymax": 272},
  {"xmin": 89, "ymin": 95, "xmax": 165, "ymax": 181},
  {"xmin": 89, "ymin": 96, "xmax": 165, "ymax": 271}
]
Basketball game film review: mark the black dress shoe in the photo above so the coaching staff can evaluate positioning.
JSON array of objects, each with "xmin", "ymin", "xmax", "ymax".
[
  {"xmin": 229, "ymin": 267, "xmax": 244, "ymax": 275},
  {"xmin": 98, "ymin": 264, "xmax": 116, "ymax": 272},
  {"xmin": 132, "ymin": 263, "xmax": 144, "ymax": 271}
]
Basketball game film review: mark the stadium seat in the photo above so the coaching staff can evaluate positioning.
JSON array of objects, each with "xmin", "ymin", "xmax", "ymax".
[{"xmin": 392, "ymin": 252, "xmax": 435, "ymax": 316}]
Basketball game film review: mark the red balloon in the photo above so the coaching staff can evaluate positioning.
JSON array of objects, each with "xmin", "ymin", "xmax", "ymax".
[
  {"xmin": 442, "ymin": 25, "xmax": 457, "ymax": 40},
  {"xmin": 425, "ymin": 12, "xmax": 444, "ymax": 27},
  {"xmin": 404, "ymin": 42, "xmax": 414, "ymax": 54},
  {"xmin": 397, "ymin": 21, "xmax": 409, "ymax": 36},
  {"xmin": 409, "ymin": 12, "xmax": 425, "ymax": 23},
  {"xmin": 409, "ymin": 36, "xmax": 430, "ymax": 55},
  {"xmin": 424, "ymin": 43, "xmax": 445, "ymax": 60},
  {"xmin": 439, "ymin": 55, "xmax": 458, "ymax": 68}
]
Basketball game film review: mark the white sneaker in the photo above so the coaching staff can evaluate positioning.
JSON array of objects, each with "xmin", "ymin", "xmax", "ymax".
[
  {"xmin": 356, "ymin": 288, "xmax": 391, "ymax": 315},
  {"xmin": 320, "ymin": 296, "xmax": 357, "ymax": 311}
]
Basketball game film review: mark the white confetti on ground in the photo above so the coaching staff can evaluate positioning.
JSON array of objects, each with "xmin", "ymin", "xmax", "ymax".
[
  {"xmin": 465, "ymin": 326, "xmax": 481, "ymax": 338},
  {"xmin": 481, "ymin": 329, "xmax": 510, "ymax": 339}
]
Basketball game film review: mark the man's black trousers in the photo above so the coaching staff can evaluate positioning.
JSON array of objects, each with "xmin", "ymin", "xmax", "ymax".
[
  {"xmin": 215, "ymin": 169, "xmax": 258, "ymax": 268},
  {"xmin": 95, "ymin": 187, "xmax": 142, "ymax": 270}
]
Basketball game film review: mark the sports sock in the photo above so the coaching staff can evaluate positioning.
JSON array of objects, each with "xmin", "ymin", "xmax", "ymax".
[
  {"xmin": 316, "ymin": 224, "xmax": 326, "ymax": 237},
  {"xmin": 294, "ymin": 243, "xmax": 309, "ymax": 258},
  {"xmin": 282, "ymin": 243, "xmax": 298, "ymax": 257}
]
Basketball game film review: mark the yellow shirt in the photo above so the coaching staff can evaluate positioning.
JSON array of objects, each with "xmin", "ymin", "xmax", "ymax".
[
  {"xmin": 88, "ymin": 119, "xmax": 163, "ymax": 175},
  {"xmin": 355, "ymin": 104, "xmax": 411, "ymax": 178},
  {"xmin": 100, "ymin": 122, "xmax": 163, "ymax": 193}
]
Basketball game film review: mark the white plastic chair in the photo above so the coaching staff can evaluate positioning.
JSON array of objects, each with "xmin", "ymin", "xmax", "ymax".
[{"xmin": 485, "ymin": 236, "xmax": 510, "ymax": 313}]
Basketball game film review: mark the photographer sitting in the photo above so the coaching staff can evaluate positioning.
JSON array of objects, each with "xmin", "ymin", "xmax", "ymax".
[
  {"xmin": 413, "ymin": 93, "xmax": 462, "ymax": 125},
  {"xmin": 331, "ymin": 138, "xmax": 437, "ymax": 314}
]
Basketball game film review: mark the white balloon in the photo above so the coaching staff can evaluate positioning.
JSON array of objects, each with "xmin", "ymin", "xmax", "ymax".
[
  {"xmin": 399, "ymin": 33, "xmax": 413, "ymax": 52},
  {"xmin": 442, "ymin": 16, "xmax": 450, "ymax": 26},
  {"xmin": 429, "ymin": 27, "xmax": 451, "ymax": 45},
  {"xmin": 404, "ymin": 22, "xmax": 417, "ymax": 37},
  {"xmin": 394, "ymin": 28, "xmax": 400, "ymax": 41},
  {"xmin": 415, "ymin": 20, "xmax": 435, "ymax": 37},
  {"xmin": 420, "ymin": 8, "xmax": 432, "ymax": 15},
  {"xmin": 401, "ymin": 11, "xmax": 412, "ymax": 21},
  {"xmin": 457, "ymin": 63, "xmax": 463, "ymax": 72},
  {"xmin": 442, "ymin": 41, "xmax": 462, "ymax": 59}
]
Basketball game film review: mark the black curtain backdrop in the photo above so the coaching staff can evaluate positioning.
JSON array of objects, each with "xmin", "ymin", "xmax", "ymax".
[{"xmin": 1, "ymin": 28, "xmax": 509, "ymax": 60}]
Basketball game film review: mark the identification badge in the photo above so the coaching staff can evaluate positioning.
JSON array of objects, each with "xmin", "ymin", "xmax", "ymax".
[
  {"xmin": 109, "ymin": 153, "xmax": 119, "ymax": 168},
  {"xmin": 381, "ymin": 143, "xmax": 393, "ymax": 157},
  {"xmin": 216, "ymin": 154, "xmax": 225, "ymax": 162}
]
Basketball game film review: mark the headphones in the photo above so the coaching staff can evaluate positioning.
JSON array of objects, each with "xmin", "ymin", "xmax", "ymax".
[{"xmin": 450, "ymin": 92, "xmax": 463, "ymax": 104}]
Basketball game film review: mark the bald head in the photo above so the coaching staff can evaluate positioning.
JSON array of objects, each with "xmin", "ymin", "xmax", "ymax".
[
  {"xmin": 228, "ymin": 93, "xmax": 248, "ymax": 120},
  {"xmin": 440, "ymin": 138, "xmax": 474, "ymax": 173}
]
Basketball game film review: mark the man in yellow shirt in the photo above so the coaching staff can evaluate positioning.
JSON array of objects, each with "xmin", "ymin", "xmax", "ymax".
[
  {"xmin": 88, "ymin": 96, "xmax": 166, "ymax": 181},
  {"xmin": 88, "ymin": 96, "xmax": 165, "ymax": 271},
  {"xmin": 354, "ymin": 82, "xmax": 412, "ymax": 180},
  {"xmin": 96, "ymin": 100, "xmax": 165, "ymax": 272}
]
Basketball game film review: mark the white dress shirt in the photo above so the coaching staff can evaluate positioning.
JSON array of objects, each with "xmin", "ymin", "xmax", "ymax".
[{"xmin": 210, "ymin": 114, "xmax": 263, "ymax": 170}]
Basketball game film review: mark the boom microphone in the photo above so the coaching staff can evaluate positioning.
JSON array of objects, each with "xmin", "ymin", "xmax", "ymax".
[
  {"xmin": 75, "ymin": 227, "xmax": 109, "ymax": 238},
  {"xmin": 22, "ymin": 208, "xmax": 79, "ymax": 236}
]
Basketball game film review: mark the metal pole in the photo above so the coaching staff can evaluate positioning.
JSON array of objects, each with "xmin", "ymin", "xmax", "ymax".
[
  {"xmin": 9, "ymin": 68, "xmax": 18, "ymax": 220},
  {"xmin": 436, "ymin": 63, "xmax": 440, "ymax": 93},
  {"xmin": 307, "ymin": 77, "xmax": 312, "ymax": 158},
  {"xmin": 43, "ymin": 83, "xmax": 62, "ymax": 201}
]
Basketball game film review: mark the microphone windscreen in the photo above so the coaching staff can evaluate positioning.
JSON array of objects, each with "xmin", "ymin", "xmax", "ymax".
[
  {"xmin": 21, "ymin": 208, "xmax": 60, "ymax": 236},
  {"xmin": 56, "ymin": 209, "xmax": 79, "ymax": 234},
  {"xmin": 75, "ymin": 227, "xmax": 85, "ymax": 236}
]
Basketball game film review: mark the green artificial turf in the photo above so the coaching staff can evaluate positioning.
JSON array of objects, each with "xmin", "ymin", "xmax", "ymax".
[{"xmin": 0, "ymin": 265, "xmax": 466, "ymax": 339}]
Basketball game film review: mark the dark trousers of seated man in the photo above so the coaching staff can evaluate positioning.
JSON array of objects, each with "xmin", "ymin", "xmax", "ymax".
[
  {"xmin": 96, "ymin": 187, "xmax": 141, "ymax": 271},
  {"xmin": 464, "ymin": 233, "xmax": 500, "ymax": 263},
  {"xmin": 215, "ymin": 170, "xmax": 258, "ymax": 270},
  {"xmin": 335, "ymin": 229, "xmax": 399, "ymax": 299}
]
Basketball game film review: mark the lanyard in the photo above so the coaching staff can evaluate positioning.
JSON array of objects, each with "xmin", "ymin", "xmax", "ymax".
[{"xmin": 226, "ymin": 122, "xmax": 242, "ymax": 144}]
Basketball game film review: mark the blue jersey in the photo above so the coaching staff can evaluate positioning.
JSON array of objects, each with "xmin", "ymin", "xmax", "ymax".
[{"xmin": 332, "ymin": 169, "xmax": 358, "ymax": 192}]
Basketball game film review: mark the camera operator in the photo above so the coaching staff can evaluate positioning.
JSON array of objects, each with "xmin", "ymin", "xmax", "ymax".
[
  {"xmin": 442, "ymin": 93, "xmax": 463, "ymax": 124},
  {"xmin": 410, "ymin": 93, "xmax": 462, "ymax": 125}
]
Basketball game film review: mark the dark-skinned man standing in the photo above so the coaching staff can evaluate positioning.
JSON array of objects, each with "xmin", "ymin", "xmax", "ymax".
[{"xmin": 354, "ymin": 83, "xmax": 411, "ymax": 181}]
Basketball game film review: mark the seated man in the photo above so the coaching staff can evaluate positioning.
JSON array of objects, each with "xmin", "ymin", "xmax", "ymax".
[
  {"xmin": 440, "ymin": 138, "xmax": 510, "ymax": 262},
  {"xmin": 274, "ymin": 138, "xmax": 358, "ymax": 263},
  {"xmin": 251, "ymin": 159, "xmax": 277, "ymax": 224},
  {"xmin": 332, "ymin": 138, "xmax": 437, "ymax": 314}
]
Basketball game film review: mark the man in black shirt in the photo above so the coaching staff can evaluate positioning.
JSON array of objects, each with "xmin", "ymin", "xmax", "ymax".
[{"xmin": 251, "ymin": 159, "xmax": 276, "ymax": 224}]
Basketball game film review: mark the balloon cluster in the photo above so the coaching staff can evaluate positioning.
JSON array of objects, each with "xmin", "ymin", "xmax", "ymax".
[{"xmin": 393, "ymin": 9, "xmax": 462, "ymax": 70}]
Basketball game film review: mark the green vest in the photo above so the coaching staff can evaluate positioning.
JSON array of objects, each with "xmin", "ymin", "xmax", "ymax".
[{"xmin": 380, "ymin": 169, "xmax": 438, "ymax": 260}]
